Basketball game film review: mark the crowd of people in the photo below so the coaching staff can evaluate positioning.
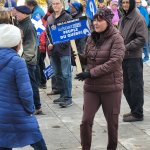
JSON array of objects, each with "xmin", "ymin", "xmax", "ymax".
[{"xmin": 0, "ymin": 0, "xmax": 150, "ymax": 149}]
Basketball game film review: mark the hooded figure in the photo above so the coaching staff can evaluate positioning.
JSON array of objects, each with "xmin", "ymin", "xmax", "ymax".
[
  {"xmin": 68, "ymin": 2, "xmax": 83, "ymax": 18},
  {"xmin": 118, "ymin": 0, "xmax": 147, "ymax": 122},
  {"xmin": 68, "ymin": 2, "xmax": 86, "ymax": 66},
  {"xmin": 119, "ymin": 0, "xmax": 135, "ymax": 15}
]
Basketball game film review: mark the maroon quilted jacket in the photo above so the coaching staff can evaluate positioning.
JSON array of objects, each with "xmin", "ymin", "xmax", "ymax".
[{"xmin": 80, "ymin": 26, "xmax": 125, "ymax": 93}]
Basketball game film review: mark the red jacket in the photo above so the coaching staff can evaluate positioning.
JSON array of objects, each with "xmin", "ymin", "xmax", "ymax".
[{"xmin": 39, "ymin": 12, "xmax": 51, "ymax": 53}]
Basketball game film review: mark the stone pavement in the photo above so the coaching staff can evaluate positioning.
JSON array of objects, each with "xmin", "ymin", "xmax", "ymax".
[{"xmin": 15, "ymin": 63, "xmax": 150, "ymax": 150}]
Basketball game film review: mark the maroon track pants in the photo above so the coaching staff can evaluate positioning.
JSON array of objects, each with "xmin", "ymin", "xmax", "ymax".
[{"xmin": 80, "ymin": 90, "xmax": 122, "ymax": 150}]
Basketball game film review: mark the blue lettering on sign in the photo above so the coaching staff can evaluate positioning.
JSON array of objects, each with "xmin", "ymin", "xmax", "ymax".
[{"xmin": 49, "ymin": 16, "xmax": 91, "ymax": 44}]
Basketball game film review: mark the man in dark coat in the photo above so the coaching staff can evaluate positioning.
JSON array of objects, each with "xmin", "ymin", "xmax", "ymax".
[
  {"xmin": 119, "ymin": 0, "xmax": 147, "ymax": 122},
  {"xmin": 15, "ymin": 5, "xmax": 44, "ymax": 115},
  {"xmin": 26, "ymin": 0, "xmax": 47, "ymax": 89},
  {"xmin": 47, "ymin": 0, "xmax": 73, "ymax": 108}
]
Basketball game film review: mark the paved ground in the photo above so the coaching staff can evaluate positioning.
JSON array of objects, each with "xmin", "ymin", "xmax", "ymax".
[{"xmin": 15, "ymin": 63, "xmax": 150, "ymax": 150}]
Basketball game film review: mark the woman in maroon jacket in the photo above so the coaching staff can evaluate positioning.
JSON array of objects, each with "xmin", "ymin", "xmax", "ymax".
[{"xmin": 75, "ymin": 8, "xmax": 125, "ymax": 150}]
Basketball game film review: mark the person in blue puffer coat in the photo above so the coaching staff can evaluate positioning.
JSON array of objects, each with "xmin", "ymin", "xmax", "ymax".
[{"xmin": 0, "ymin": 24, "xmax": 47, "ymax": 150}]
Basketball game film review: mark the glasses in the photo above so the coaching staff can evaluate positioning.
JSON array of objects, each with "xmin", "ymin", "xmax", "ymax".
[
  {"xmin": 52, "ymin": 2, "xmax": 61, "ymax": 5},
  {"xmin": 122, "ymin": 1, "xmax": 129, "ymax": 4}
]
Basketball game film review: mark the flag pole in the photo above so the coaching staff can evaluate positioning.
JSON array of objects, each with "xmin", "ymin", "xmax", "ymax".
[{"xmin": 70, "ymin": 40, "xmax": 82, "ymax": 73}]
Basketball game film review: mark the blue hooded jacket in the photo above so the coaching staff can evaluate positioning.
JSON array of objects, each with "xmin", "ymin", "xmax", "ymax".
[
  {"xmin": 137, "ymin": 5, "xmax": 149, "ymax": 26},
  {"xmin": 0, "ymin": 48, "xmax": 42, "ymax": 148},
  {"xmin": 32, "ymin": 5, "xmax": 45, "ymax": 19}
]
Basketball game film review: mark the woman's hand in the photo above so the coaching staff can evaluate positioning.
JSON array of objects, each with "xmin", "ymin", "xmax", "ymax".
[{"xmin": 75, "ymin": 72, "xmax": 91, "ymax": 81}]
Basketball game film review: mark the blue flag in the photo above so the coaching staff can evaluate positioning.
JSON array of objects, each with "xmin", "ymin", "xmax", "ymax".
[
  {"xmin": 7, "ymin": 0, "xmax": 12, "ymax": 7},
  {"xmin": 31, "ymin": 14, "xmax": 45, "ymax": 37},
  {"xmin": 43, "ymin": 65, "xmax": 55, "ymax": 80},
  {"xmin": 86, "ymin": 0, "xmax": 97, "ymax": 20},
  {"xmin": 49, "ymin": 16, "xmax": 91, "ymax": 44}
]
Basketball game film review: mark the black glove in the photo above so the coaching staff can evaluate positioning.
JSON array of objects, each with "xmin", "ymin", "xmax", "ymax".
[
  {"xmin": 71, "ymin": 50, "xmax": 77, "ymax": 66},
  {"xmin": 72, "ymin": 50, "xmax": 77, "ymax": 58},
  {"xmin": 75, "ymin": 72, "xmax": 91, "ymax": 81}
]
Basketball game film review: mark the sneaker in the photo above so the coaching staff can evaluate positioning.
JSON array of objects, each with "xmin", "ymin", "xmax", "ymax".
[
  {"xmin": 59, "ymin": 99, "xmax": 73, "ymax": 108},
  {"xmin": 123, "ymin": 114, "xmax": 143, "ymax": 122},
  {"xmin": 34, "ymin": 108, "xmax": 45, "ymax": 115},
  {"xmin": 53, "ymin": 97, "xmax": 65, "ymax": 104},
  {"xmin": 123, "ymin": 112, "xmax": 132, "ymax": 118}
]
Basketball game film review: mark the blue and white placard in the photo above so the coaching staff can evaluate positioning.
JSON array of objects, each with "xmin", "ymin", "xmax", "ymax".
[
  {"xmin": 49, "ymin": 16, "xmax": 91, "ymax": 44},
  {"xmin": 43, "ymin": 65, "xmax": 54, "ymax": 80}
]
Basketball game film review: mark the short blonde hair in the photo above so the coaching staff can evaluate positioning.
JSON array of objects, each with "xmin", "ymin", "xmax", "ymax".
[
  {"xmin": 0, "ymin": 11, "xmax": 11, "ymax": 24},
  {"xmin": 52, "ymin": 0, "xmax": 64, "ymax": 4}
]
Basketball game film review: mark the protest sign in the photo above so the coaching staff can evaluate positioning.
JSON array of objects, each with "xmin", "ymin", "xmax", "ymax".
[
  {"xmin": 43, "ymin": 64, "xmax": 55, "ymax": 80},
  {"xmin": 49, "ymin": 16, "xmax": 91, "ymax": 73},
  {"xmin": 49, "ymin": 16, "xmax": 91, "ymax": 44}
]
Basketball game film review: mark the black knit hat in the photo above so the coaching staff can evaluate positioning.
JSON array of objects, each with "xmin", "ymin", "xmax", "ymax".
[
  {"xmin": 15, "ymin": 5, "xmax": 31, "ymax": 14},
  {"xmin": 94, "ymin": 7, "xmax": 114, "ymax": 24}
]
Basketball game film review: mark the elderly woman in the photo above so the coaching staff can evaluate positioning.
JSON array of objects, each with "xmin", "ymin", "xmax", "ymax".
[
  {"xmin": 110, "ymin": 0, "xmax": 122, "ymax": 27},
  {"xmin": 0, "ymin": 16, "xmax": 47, "ymax": 150},
  {"xmin": 75, "ymin": 8, "xmax": 125, "ymax": 150}
]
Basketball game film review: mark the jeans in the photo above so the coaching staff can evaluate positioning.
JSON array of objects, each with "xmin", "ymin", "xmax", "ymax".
[
  {"xmin": 51, "ymin": 55, "xmax": 72, "ymax": 98},
  {"xmin": 27, "ymin": 64, "xmax": 41, "ymax": 110},
  {"xmin": 0, "ymin": 138, "xmax": 47, "ymax": 150},
  {"xmin": 143, "ymin": 42, "xmax": 149, "ymax": 61},
  {"xmin": 51, "ymin": 76, "xmax": 61, "ymax": 92},
  {"xmin": 122, "ymin": 58, "xmax": 144, "ymax": 118}
]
